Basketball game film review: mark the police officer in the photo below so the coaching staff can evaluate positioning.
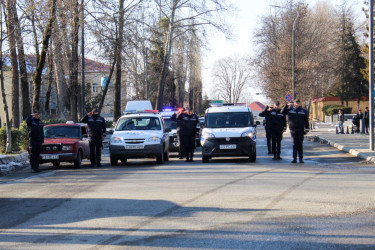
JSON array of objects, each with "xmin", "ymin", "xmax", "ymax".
[
  {"xmin": 177, "ymin": 107, "xmax": 198, "ymax": 162},
  {"xmin": 281, "ymin": 99, "xmax": 309, "ymax": 163},
  {"xmin": 81, "ymin": 108, "xmax": 106, "ymax": 167},
  {"xmin": 259, "ymin": 106, "xmax": 273, "ymax": 154},
  {"xmin": 26, "ymin": 110, "xmax": 44, "ymax": 172},
  {"xmin": 171, "ymin": 108, "xmax": 186, "ymax": 159},
  {"xmin": 261, "ymin": 101, "xmax": 286, "ymax": 160}
]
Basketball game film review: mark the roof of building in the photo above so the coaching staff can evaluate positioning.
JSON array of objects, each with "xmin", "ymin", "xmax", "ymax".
[
  {"xmin": 312, "ymin": 96, "xmax": 368, "ymax": 103},
  {"xmin": 249, "ymin": 101, "xmax": 266, "ymax": 111}
]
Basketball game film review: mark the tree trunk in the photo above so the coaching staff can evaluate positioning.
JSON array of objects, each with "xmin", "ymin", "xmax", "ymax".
[
  {"xmin": 99, "ymin": 56, "xmax": 116, "ymax": 115},
  {"xmin": 156, "ymin": 0, "xmax": 176, "ymax": 111},
  {"xmin": 0, "ymin": 9, "xmax": 11, "ymax": 153},
  {"xmin": 5, "ymin": 0, "xmax": 20, "ymax": 128},
  {"xmin": 113, "ymin": 0, "xmax": 124, "ymax": 122},
  {"xmin": 32, "ymin": 0, "xmax": 57, "ymax": 113},
  {"xmin": 11, "ymin": 0, "xmax": 30, "ymax": 120},
  {"xmin": 69, "ymin": 0, "xmax": 80, "ymax": 122},
  {"xmin": 45, "ymin": 52, "xmax": 54, "ymax": 117}
]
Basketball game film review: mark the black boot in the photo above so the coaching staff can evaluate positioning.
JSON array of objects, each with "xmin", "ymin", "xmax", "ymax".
[
  {"xmin": 277, "ymin": 154, "xmax": 282, "ymax": 160},
  {"xmin": 299, "ymin": 158, "xmax": 304, "ymax": 163},
  {"xmin": 291, "ymin": 158, "xmax": 297, "ymax": 163},
  {"xmin": 272, "ymin": 154, "xmax": 277, "ymax": 160}
]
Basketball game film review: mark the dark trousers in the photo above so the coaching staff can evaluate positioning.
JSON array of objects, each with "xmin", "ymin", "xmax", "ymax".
[
  {"xmin": 291, "ymin": 130, "xmax": 304, "ymax": 159},
  {"xmin": 29, "ymin": 142, "xmax": 42, "ymax": 170},
  {"xmin": 271, "ymin": 129, "xmax": 283, "ymax": 156},
  {"xmin": 184, "ymin": 134, "xmax": 195, "ymax": 160},
  {"xmin": 89, "ymin": 138, "xmax": 102, "ymax": 165},
  {"xmin": 177, "ymin": 133, "xmax": 186, "ymax": 158},
  {"xmin": 365, "ymin": 120, "xmax": 369, "ymax": 133},
  {"xmin": 266, "ymin": 128, "xmax": 272, "ymax": 153}
]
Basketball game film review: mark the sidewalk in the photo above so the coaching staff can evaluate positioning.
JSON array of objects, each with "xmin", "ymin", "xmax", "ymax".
[{"xmin": 307, "ymin": 123, "xmax": 375, "ymax": 163}]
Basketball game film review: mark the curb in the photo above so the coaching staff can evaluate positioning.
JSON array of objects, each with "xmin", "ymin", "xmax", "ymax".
[{"xmin": 307, "ymin": 135, "xmax": 375, "ymax": 163}]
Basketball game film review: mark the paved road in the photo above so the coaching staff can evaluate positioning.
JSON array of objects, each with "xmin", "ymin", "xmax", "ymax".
[{"xmin": 0, "ymin": 129, "xmax": 375, "ymax": 249}]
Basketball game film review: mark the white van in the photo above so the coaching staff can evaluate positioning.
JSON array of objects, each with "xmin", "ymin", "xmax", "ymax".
[
  {"xmin": 201, "ymin": 105, "xmax": 258, "ymax": 163},
  {"xmin": 125, "ymin": 100, "xmax": 153, "ymax": 111}
]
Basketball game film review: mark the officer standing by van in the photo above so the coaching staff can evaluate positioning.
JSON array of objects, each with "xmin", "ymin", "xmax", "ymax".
[
  {"xmin": 177, "ymin": 107, "xmax": 198, "ymax": 162},
  {"xmin": 26, "ymin": 110, "xmax": 44, "ymax": 172},
  {"xmin": 261, "ymin": 101, "xmax": 286, "ymax": 160},
  {"xmin": 259, "ymin": 106, "xmax": 273, "ymax": 154},
  {"xmin": 81, "ymin": 108, "xmax": 106, "ymax": 167},
  {"xmin": 171, "ymin": 108, "xmax": 186, "ymax": 159},
  {"xmin": 281, "ymin": 99, "xmax": 309, "ymax": 163}
]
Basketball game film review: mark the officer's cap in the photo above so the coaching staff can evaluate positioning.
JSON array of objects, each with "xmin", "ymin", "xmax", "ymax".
[
  {"xmin": 295, "ymin": 99, "xmax": 301, "ymax": 103},
  {"xmin": 186, "ymin": 107, "xmax": 193, "ymax": 111},
  {"xmin": 92, "ymin": 108, "xmax": 98, "ymax": 113},
  {"xmin": 31, "ymin": 110, "xmax": 39, "ymax": 115},
  {"xmin": 274, "ymin": 101, "xmax": 280, "ymax": 106}
]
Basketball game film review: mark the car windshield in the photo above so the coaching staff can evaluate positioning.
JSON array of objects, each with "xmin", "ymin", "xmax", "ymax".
[
  {"xmin": 44, "ymin": 126, "xmax": 81, "ymax": 138},
  {"xmin": 116, "ymin": 117, "xmax": 161, "ymax": 131},
  {"xmin": 206, "ymin": 112, "xmax": 252, "ymax": 128},
  {"xmin": 163, "ymin": 118, "xmax": 177, "ymax": 130}
]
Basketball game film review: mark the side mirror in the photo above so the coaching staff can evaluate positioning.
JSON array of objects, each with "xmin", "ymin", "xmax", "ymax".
[
  {"xmin": 165, "ymin": 128, "xmax": 172, "ymax": 133},
  {"xmin": 107, "ymin": 128, "xmax": 114, "ymax": 134}
]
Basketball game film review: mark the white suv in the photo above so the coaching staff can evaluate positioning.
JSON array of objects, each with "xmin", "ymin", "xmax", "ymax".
[
  {"xmin": 201, "ymin": 105, "xmax": 257, "ymax": 163},
  {"xmin": 109, "ymin": 111, "xmax": 170, "ymax": 165}
]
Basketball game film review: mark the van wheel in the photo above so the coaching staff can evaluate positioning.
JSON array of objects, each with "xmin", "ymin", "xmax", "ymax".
[
  {"xmin": 110, "ymin": 156, "xmax": 118, "ymax": 166},
  {"xmin": 121, "ymin": 158, "xmax": 127, "ymax": 164},
  {"xmin": 53, "ymin": 161, "xmax": 60, "ymax": 167},
  {"xmin": 249, "ymin": 150, "xmax": 256, "ymax": 162},
  {"xmin": 74, "ymin": 151, "xmax": 82, "ymax": 168},
  {"xmin": 202, "ymin": 156, "xmax": 209, "ymax": 163},
  {"xmin": 164, "ymin": 150, "xmax": 169, "ymax": 161},
  {"xmin": 156, "ymin": 153, "xmax": 164, "ymax": 164}
]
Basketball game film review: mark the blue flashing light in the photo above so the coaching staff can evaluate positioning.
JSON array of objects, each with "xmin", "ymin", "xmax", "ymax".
[{"xmin": 162, "ymin": 108, "xmax": 173, "ymax": 112}]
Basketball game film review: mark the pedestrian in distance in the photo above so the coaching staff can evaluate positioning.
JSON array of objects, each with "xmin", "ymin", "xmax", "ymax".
[
  {"xmin": 171, "ymin": 108, "xmax": 186, "ymax": 159},
  {"xmin": 338, "ymin": 109, "xmax": 344, "ymax": 134},
  {"xmin": 26, "ymin": 110, "xmax": 44, "ymax": 173},
  {"xmin": 281, "ymin": 99, "xmax": 309, "ymax": 163},
  {"xmin": 81, "ymin": 108, "xmax": 106, "ymax": 167},
  {"xmin": 352, "ymin": 109, "xmax": 363, "ymax": 133},
  {"xmin": 259, "ymin": 105, "xmax": 273, "ymax": 154},
  {"xmin": 261, "ymin": 101, "xmax": 286, "ymax": 160},
  {"xmin": 364, "ymin": 107, "xmax": 369, "ymax": 134},
  {"xmin": 177, "ymin": 107, "xmax": 199, "ymax": 162}
]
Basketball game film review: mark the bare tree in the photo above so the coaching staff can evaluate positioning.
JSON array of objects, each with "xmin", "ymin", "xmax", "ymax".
[{"xmin": 212, "ymin": 56, "xmax": 252, "ymax": 103}]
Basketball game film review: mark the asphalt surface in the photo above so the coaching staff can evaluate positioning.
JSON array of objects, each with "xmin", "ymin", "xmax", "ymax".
[{"xmin": 0, "ymin": 128, "xmax": 375, "ymax": 249}]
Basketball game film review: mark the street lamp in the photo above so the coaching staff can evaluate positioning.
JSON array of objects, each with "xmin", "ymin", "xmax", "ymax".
[
  {"xmin": 369, "ymin": 0, "xmax": 374, "ymax": 150},
  {"xmin": 271, "ymin": 5, "xmax": 299, "ymax": 100}
]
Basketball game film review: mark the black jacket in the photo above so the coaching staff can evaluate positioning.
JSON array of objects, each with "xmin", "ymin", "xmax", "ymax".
[
  {"xmin": 259, "ymin": 107, "xmax": 271, "ymax": 130},
  {"xmin": 81, "ymin": 115, "xmax": 106, "ymax": 138},
  {"xmin": 364, "ymin": 111, "xmax": 369, "ymax": 121},
  {"xmin": 281, "ymin": 105, "xmax": 309, "ymax": 131},
  {"xmin": 171, "ymin": 113, "xmax": 184, "ymax": 135},
  {"xmin": 260, "ymin": 107, "xmax": 286, "ymax": 130},
  {"xmin": 25, "ymin": 115, "xmax": 44, "ymax": 143},
  {"xmin": 177, "ymin": 113, "xmax": 199, "ymax": 136},
  {"xmin": 338, "ymin": 113, "xmax": 344, "ymax": 122}
]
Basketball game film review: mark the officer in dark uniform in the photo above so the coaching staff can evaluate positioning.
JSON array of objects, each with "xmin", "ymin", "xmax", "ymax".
[
  {"xmin": 281, "ymin": 99, "xmax": 309, "ymax": 163},
  {"xmin": 177, "ymin": 107, "xmax": 198, "ymax": 162},
  {"xmin": 259, "ymin": 106, "xmax": 273, "ymax": 154},
  {"xmin": 81, "ymin": 108, "xmax": 106, "ymax": 167},
  {"xmin": 171, "ymin": 108, "xmax": 186, "ymax": 159},
  {"xmin": 261, "ymin": 101, "xmax": 286, "ymax": 160},
  {"xmin": 26, "ymin": 110, "xmax": 44, "ymax": 172}
]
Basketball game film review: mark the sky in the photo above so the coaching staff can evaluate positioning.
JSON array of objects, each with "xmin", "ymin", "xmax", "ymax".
[{"xmin": 201, "ymin": 0, "xmax": 364, "ymax": 104}]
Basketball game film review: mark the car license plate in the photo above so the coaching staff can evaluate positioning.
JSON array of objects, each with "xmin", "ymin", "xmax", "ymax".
[
  {"xmin": 125, "ymin": 145, "xmax": 144, "ymax": 150},
  {"xmin": 42, "ymin": 154, "xmax": 59, "ymax": 160},
  {"xmin": 219, "ymin": 144, "xmax": 236, "ymax": 149}
]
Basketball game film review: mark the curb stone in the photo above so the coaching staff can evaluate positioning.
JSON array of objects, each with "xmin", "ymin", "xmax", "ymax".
[{"xmin": 307, "ymin": 135, "xmax": 375, "ymax": 163}]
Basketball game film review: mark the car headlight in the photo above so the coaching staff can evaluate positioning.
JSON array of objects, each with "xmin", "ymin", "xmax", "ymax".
[
  {"xmin": 202, "ymin": 132, "xmax": 215, "ymax": 139},
  {"xmin": 62, "ymin": 145, "xmax": 73, "ymax": 151},
  {"xmin": 110, "ymin": 136, "xmax": 123, "ymax": 144},
  {"xmin": 241, "ymin": 131, "xmax": 253, "ymax": 137},
  {"xmin": 147, "ymin": 136, "xmax": 161, "ymax": 143}
]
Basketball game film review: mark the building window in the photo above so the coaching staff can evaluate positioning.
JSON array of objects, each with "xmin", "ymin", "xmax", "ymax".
[{"xmin": 92, "ymin": 83, "xmax": 99, "ymax": 93}]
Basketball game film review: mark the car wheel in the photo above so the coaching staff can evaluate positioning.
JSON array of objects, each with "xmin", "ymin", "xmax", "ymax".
[
  {"xmin": 74, "ymin": 151, "xmax": 82, "ymax": 168},
  {"xmin": 110, "ymin": 156, "xmax": 118, "ymax": 166},
  {"xmin": 156, "ymin": 152, "xmax": 164, "ymax": 164},
  {"xmin": 164, "ymin": 150, "xmax": 169, "ymax": 161},
  {"xmin": 53, "ymin": 161, "xmax": 60, "ymax": 167},
  {"xmin": 202, "ymin": 156, "xmax": 209, "ymax": 163},
  {"xmin": 249, "ymin": 149, "xmax": 256, "ymax": 162},
  {"xmin": 121, "ymin": 158, "xmax": 127, "ymax": 164}
]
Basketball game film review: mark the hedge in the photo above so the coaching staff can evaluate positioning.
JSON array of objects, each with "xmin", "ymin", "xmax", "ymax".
[{"xmin": 322, "ymin": 105, "xmax": 352, "ymax": 116}]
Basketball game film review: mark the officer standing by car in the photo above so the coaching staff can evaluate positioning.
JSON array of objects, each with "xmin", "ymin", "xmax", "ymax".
[
  {"xmin": 81, "ymin": 108, "xmax": 106, "ymax": 167},
  {"xmin": 171, "ymin": 108, "xmax": 186, "ymax": 159},
  {"xmin": 26, "ymin": 110, "xmax": 44, "ymax": 172},
  {"xmin": 261, "ymin": 101, "xmax": 286, "ymax": 160},
  {"xmin": 259, "ymin": 105, "xmax": 273, "ymax": 154},
  {"xmin": 281, "ymin": 99, "xmax": 309, "ymax": 163},
  {"xmin": 177, "ymin": 107, "xmax": 199, "ymax": 162}
]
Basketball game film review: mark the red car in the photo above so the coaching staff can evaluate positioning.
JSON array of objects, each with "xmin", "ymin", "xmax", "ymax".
[{"xmin": 39, "ymin": 122, "xmax": 90, "ymax": 168}]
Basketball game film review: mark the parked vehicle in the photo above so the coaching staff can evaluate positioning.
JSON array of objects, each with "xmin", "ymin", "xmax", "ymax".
[
  {"xmin": 109, "ymin": 110, "xmax": 171, "ymax": 165},
  {"xmin": 39, "ymin": 122, "xmax": 90, "ymax": 168},
  {"xmin": 160, "ymin": 111, "xmax": 179, "ymax": 152},
  {"xmin": 201, "ymin": 105, "xmax": 258, "ymax": 163},
  {"xmin": 125, "ymin": 100, "xmax": 153, "ymax": 111}
]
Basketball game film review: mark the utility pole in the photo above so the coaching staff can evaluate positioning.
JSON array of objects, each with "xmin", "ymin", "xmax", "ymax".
[
  {"xmin": 292, "ymin": 10, "xmax": 299, "ymax": 101},
  {"xmin": 81, "ymin": 0, "xmax": 85, "ymax": 115},
  {"xmin": 370, "ymin": 0, "xmax": 374, "ymax": 150},
  {"xmin": 145, "ymin": 47, "xmax": 149, "ymax": 99}
]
